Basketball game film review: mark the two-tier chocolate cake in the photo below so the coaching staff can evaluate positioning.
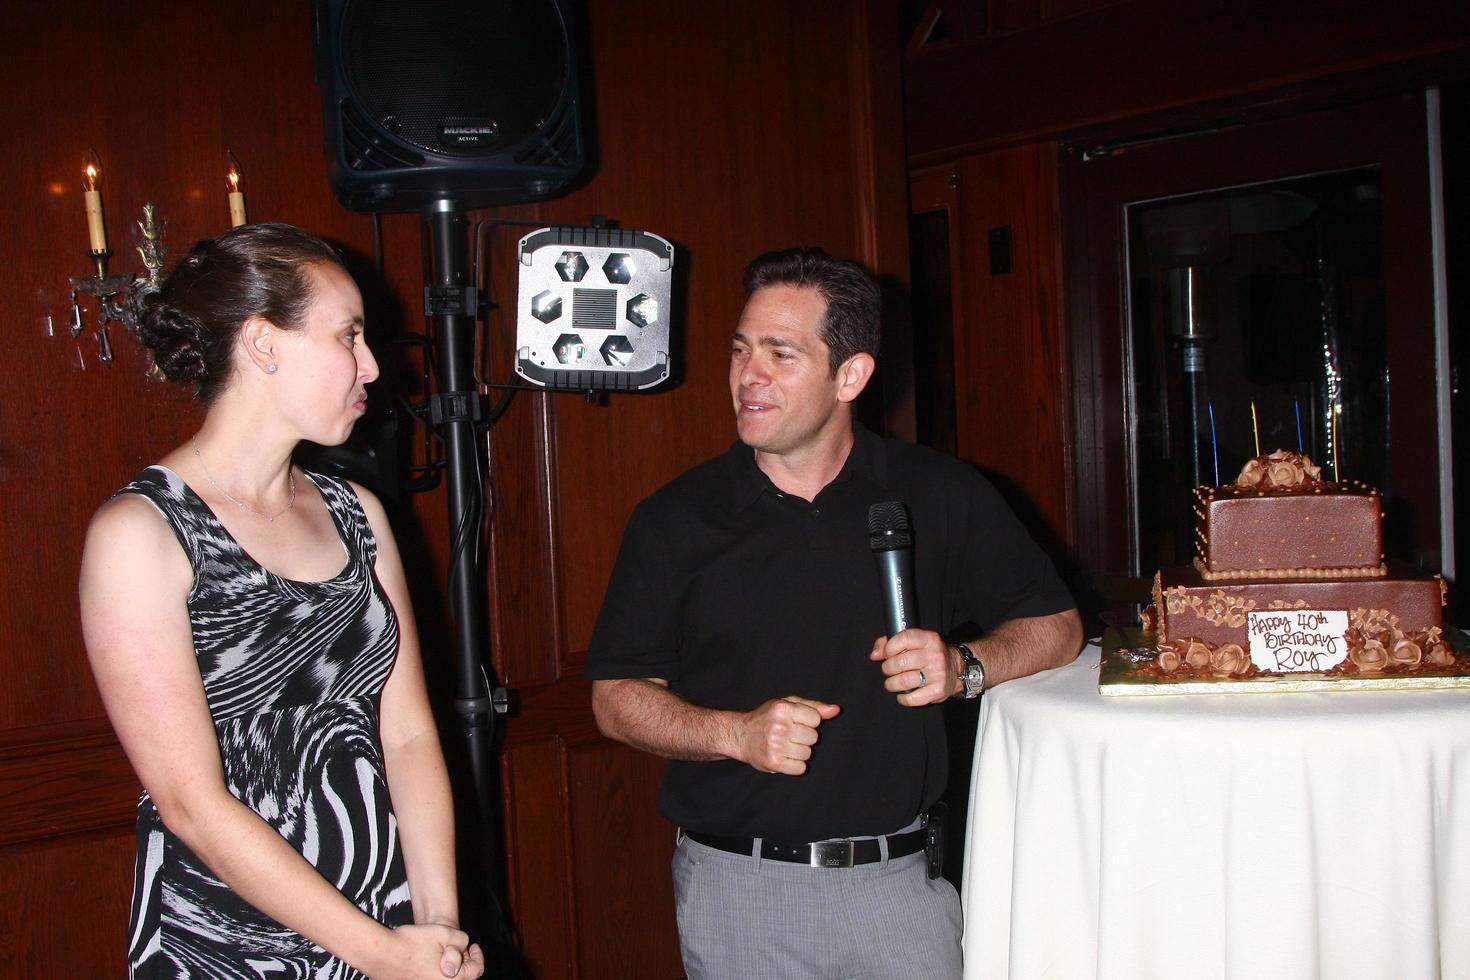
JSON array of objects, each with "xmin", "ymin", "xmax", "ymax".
[{"xmin": 1108, "ymin": 450, "xmax": 1465, "ymax": 691}]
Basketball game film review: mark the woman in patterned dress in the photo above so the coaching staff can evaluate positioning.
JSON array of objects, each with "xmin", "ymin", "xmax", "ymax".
[{"xmin": 79, "ymin": 224, "xmax": 485, "ymax": 979}]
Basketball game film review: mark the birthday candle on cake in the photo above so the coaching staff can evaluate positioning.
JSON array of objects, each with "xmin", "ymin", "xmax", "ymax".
[
  {"xmin": 1332, "ymin": 402, "xmax": 1341, "ymax": 480},
  {"xmin": 1208, "ymin": 400, "xmax": 1220, "ymax": 486},
  {"xmin": 1294, "ymin": 400, "xmax": 1304, "ymax": 452},
  {"xmin": 1250, "ymin": 401, "xmax": 1260, "ymax": 457}
]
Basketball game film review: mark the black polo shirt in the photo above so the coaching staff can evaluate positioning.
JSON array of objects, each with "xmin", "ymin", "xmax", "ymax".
[{"xmin": 585, "ymin": 424, "xmax": 1074, "ymax": 842}]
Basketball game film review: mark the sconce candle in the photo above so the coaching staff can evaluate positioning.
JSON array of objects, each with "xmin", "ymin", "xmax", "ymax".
[
  {"xmin": 82, "ymin": 149, "xmax": 107, "ymax": 252},
  {"xmin": 226, "ymin": 151, "xmax": 247, "ymax": 228}
]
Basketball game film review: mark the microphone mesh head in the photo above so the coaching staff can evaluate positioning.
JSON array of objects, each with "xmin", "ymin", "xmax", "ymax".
[{"xmin": 868, "ymin": 501, "xmax": 912, "ymax": 550}]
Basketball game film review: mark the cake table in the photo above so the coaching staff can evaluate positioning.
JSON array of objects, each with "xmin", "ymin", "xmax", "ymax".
[{"xmin": 959, "ymin": 644, "xmax": 1470, "ymax": 978}]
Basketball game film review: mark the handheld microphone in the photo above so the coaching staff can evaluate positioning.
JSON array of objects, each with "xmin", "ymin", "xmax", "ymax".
[{"xmin": 868, "ymin": 501, "xmax": 917, "ymax": 636}]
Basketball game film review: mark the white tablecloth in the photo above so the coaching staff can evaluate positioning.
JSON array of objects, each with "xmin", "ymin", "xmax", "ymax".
[{"xmin": 960, "ymin": 647, "xmax": 1470, "ymax": 979}]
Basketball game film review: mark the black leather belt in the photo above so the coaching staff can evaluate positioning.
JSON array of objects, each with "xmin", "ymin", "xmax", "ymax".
[{"xmin": 684, "ymin": 828, "xmax": 926, "ymax": 868}]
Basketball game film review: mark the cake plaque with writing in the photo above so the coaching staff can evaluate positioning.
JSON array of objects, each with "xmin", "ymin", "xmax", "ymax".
[{"xmin": 1246, "ymin": 610, "xmax": 1349, "ymax": 673}]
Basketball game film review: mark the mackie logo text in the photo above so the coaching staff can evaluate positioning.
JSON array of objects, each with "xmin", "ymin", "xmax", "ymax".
[{"xmin": 440, "ymin": 119, "xmax": 499, "ymax": 144}]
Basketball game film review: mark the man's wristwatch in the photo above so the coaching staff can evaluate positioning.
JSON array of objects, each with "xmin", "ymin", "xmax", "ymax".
[{"xmin": 954, "ymin": 642, "xmax": 986, "ymax": 699}]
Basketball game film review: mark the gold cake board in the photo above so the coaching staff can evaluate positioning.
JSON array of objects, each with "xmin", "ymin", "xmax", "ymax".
[{"xmin": 1098, "ymin": 626, "xmax": 1470, "ymax": 697}]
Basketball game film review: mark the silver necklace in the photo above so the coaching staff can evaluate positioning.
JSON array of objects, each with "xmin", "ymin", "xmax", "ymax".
[{"xmin": 193, "ymin": 445, "xmax": 297, "ymax": 523}]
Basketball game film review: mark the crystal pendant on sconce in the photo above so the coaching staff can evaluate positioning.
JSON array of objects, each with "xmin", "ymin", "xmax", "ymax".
[
  {"xmin": 69, "ymin": 300, "xmax": 83, "ymax": 337},
  {"xmin": 98, "ymin": 326, "xmax": 114, "ymax": 367}
]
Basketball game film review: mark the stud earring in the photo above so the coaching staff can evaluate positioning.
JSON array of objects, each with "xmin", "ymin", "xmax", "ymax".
[{"xmin": 266, "ymin": 362, "xmax": 278, "ymax": 374}]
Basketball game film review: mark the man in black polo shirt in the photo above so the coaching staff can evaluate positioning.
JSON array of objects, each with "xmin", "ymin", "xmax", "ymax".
[{"xmin": 586, "ymin": 247, "xmax": 1081, "ymax": 978}]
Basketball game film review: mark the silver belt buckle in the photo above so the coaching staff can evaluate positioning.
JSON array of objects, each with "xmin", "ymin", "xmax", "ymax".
[{"xmin": 810, "ymin": 840, "xmax": 855, "ymax": 868}]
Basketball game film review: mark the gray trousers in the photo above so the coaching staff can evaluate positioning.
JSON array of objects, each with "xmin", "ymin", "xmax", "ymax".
[{"xmin": 672, "ymin": 832, "xmax": 963, "ymax": 979}]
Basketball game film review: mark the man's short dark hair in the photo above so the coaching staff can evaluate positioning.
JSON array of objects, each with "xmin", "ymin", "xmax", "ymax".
[{"xmin": 742, "ymin": 247, "xmax": 880, "ymax": 375}]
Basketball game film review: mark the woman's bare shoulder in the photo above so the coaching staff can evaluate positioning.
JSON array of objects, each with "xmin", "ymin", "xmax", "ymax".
[{"xmin": 82, "ymin": 491, "xmax": 190, "ymax": 590}]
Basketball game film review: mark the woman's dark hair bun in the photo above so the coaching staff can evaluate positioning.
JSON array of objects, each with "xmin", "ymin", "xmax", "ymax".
[{"xmin": 136, "ymin": 288, "xmax": 208, "ymax": 385}]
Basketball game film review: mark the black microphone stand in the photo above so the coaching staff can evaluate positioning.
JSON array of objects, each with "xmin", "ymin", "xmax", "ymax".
[{"xmin": 422, "ymin": 200, "xmax": 516, "ymax": 957}]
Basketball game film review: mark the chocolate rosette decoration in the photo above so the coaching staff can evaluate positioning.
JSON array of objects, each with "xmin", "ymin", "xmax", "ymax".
[
  {"xmin": 1389, "ymin": 637, "xmax": 1424, "ymax": 669},
  {"xmin": 1232, "ymin": 450, "xmax": 1324, "ymax": 491},
  {"xmin": 1156, "ymin": 642, "xmax": 1183, "ymax": 673},
  {"xmin": 1426, "ymin": 642, "xmax": 1456, "ymax": 668},
  {"xmin": 1348, "ymin": 636, "xmax": 1390, "ymax": 673},
  {"xmin": 1209, "ymin": 642, "xmax": 1251, "ymax": 677}
]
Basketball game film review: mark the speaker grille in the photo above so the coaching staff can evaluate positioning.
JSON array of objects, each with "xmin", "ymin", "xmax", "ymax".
[
  {"xmin": 515, "ymin": 95, "xmax": 578, "ymax": 167},
  {"xmin": 339, "ymin": 0, "xmax": 570, "ymax": 159},
  {"xmin": 340, "ymin": 99, "xmax": 426, "ymax": 172}
]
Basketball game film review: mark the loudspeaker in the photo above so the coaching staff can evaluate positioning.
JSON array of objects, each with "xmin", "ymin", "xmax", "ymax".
[{"xmin": 312, "ymin": 0, "xmax": 589, "ymax": 213}]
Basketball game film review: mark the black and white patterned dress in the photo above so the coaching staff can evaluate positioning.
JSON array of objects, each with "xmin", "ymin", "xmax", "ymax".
[{"xmin": 118, "ymin": 466, "xmax": 413, "ymax": 979}]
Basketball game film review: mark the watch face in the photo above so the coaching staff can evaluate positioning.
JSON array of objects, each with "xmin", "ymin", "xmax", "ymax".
[{"xmin": 962, "ymin": 664, "xmax": 985, "ymax": 697}]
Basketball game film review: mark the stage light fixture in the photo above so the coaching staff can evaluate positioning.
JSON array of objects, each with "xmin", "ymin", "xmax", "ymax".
[{"xmin": 516, "ymin": 227, "xmax": 674, "ymax": 391}]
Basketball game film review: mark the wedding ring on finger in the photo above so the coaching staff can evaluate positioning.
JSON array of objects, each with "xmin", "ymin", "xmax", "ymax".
[{"xmin": 918, "ymin": 669, "xmax": 926, "ymax": 687}]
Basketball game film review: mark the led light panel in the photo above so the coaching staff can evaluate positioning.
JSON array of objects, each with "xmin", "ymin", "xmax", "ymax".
[{"xmin": 515, "ymin": 227, "xmax": 674, "ymax": 391}]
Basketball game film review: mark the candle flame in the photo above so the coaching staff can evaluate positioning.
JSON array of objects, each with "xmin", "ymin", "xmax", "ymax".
[
  {"xmin": 226, "ymin": 150, "xmax": 244, "ymax": 192},
  {"xmin": 82, "ymin": 149, "xmax": 102, "ymax": 192}
]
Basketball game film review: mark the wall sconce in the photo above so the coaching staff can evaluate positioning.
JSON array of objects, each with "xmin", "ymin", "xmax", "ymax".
[{"xmin": 64, "ymin": 150, "xmax": 167, "ymax": 367}]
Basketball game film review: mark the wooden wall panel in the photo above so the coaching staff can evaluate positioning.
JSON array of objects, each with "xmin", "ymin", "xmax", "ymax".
[
  {"xmin": 0, "ymin": 721, "xmax": 137, "ymax": 848},
  {"xmin": 0, "ymin": 832, "xmax": 135, "ymax": 974},
  {"xmin": 566, "ymin": 741, "xmax": 680, "ymax": 979},
  {"xmin": 905, "ymin": 0, "xmax": 1470, "ymax": 160},
  {"xmin": 912, "ymin": 145, "xmax": 1073, "ymax": 548},
  {"xmin": 857, "ymin": 0, "xmax": 923, "ymax": 440},
  {"xmin": 502, "ymin": 739, "xmax": 575, "ymax": 979}
]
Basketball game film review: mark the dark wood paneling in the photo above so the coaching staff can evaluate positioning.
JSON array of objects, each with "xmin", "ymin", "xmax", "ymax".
[
  {"xmin": 857, "ymin": 0, "xmax": 922, "ymax": 440},
  {"xmin": 0, "ymin": 721, "xmax": 137, "ymax": 848},
  {"xmin": 915, "ymin": 145, "xmax": 1073, "ymax": 547},
  {"xmin": 906, "ymin": 0, "xmax": 1470, "ymax": 160},
  {"xmin": 566, "ymin": 741, "xmax": 679, "ymax": 979},
  {"xmin": 502, "ymin": 739, "xmax": 575, "ymax": 979},
  {"xmin": 0, "ymin": 832, "xmax": 135, "ymax": 977}
]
